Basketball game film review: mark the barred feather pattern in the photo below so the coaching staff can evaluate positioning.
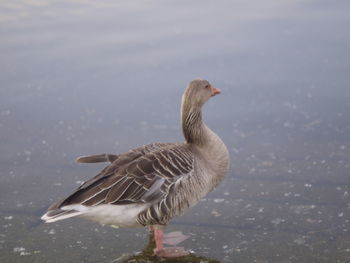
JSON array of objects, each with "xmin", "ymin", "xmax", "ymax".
[
  {"xmin": 137, "ymin": 147, "xmax": 202, "ymax": 225},
  {"xmin": 46, "ymin": 143, "xmax": 203, "ymax": 226},
  {"xmin": 182, "ymin": 110, "xmax": 203, "ymax": 144}
]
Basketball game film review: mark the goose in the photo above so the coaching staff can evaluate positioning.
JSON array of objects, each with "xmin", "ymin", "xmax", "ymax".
[{"xmin": 41, "ymin": 79, "xmax": 230, "ymax": 258}]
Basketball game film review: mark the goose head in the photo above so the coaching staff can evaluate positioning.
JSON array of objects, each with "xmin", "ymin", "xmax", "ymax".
[{"xmin": 182, "ymin": 79, "xmax": 221, "ymax": 109}]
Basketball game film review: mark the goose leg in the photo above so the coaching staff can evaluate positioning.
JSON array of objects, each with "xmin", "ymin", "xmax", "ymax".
[{"xmin": 152, "ymin": 225, "xmax": 190, "ymax": 258}]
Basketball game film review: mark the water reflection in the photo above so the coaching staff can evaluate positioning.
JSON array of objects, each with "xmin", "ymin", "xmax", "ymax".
[{"xmin": 116, "ymin": 230, "xmax": 220, "ymax": 263}]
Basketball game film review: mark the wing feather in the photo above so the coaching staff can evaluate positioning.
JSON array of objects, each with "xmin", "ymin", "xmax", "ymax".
[
  {"xmin": 51, "ymin": 143, "xmax": 194, "ymax": 212},
  {"xmin": 105, "ymin": 177, "xmax": 134, "ymax": 203}
]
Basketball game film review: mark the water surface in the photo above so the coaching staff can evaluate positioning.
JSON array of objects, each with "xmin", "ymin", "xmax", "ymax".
[{"xmin": 1, "ymin": 0, "xmax": 350, "ymax": 262}]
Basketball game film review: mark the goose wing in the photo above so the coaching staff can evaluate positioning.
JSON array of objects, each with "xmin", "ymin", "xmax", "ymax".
[
  {"xmin": 73, "ymin": 143, "xmax": 175, "ymax": 191},
  {"xmin": 48, "ymin": 144, "xmax": 194, "ymax": 211},
  {"xmin": 75, "ymin": 143, "xmax": 172, "ymax": 164},
  {"xmin": 75, "ymin": 154, "xmax": 119, "ymax": 163}
]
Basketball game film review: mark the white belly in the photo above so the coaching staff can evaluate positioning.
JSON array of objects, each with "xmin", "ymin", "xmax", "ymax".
[{"xmin": 61, "ymin": 203, "xmax": 149, "ymax": 227}]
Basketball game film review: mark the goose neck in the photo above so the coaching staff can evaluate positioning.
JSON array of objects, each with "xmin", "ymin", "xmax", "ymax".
[{"xmin": 181, "ymin": 105, "xmax": 208, "ymax": 145}]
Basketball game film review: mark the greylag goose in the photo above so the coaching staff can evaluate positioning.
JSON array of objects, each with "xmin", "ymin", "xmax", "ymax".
[{"xmin": 41, "ymin": 79, "xmax": 230, "ymax": 258}]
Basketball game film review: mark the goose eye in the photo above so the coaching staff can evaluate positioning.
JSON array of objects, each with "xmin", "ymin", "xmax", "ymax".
[{"xmin": 205, "ymin": 84, "xmax": 210, "ymax": 89}]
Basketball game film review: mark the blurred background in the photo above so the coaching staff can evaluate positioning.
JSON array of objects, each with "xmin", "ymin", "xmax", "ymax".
[{"xmin": 0, "ymin": 0, "xmax": 349, "ymax": 262}]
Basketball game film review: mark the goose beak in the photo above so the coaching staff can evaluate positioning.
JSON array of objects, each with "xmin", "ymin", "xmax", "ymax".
[{"xmin": 211, "ymin": 87, "xmax": 221, "ymax": 96}]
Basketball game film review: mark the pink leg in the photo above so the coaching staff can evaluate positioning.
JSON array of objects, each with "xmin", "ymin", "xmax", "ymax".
[
  {"xmin": 152, "ymin": 225, "xmax": 190, "ymax": 258},
  {"xmin": 154, "ymin": 226, "xmax": 164, "ymax": 251}
]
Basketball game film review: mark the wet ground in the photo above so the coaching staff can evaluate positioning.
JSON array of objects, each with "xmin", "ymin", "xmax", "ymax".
[{"xmin": 1, "ymin": 0, "xmax": 350, "ymax": 262}]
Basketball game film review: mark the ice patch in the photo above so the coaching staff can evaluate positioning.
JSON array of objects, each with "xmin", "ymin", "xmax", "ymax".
[
  {"xmin": 294, "ymin": 237, "xmax": 305, "ymax": 245},
  {"xmin": 271, "ymin": 218, "xmax": 285, "ymax": 225},
  {"xmin": 13, "ymin": 247, "xmax": 31, "ymax": 256}
]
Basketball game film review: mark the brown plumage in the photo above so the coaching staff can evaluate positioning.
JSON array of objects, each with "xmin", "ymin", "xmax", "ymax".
[{"xmin": 41, "ymin": 79, "xmax": 230, "ymax": 257}]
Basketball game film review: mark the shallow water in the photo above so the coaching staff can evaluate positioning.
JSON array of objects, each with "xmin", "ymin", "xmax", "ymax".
[{"xmin": 1, "ymin": 0, "xmax": 350, "ymax": 262}]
